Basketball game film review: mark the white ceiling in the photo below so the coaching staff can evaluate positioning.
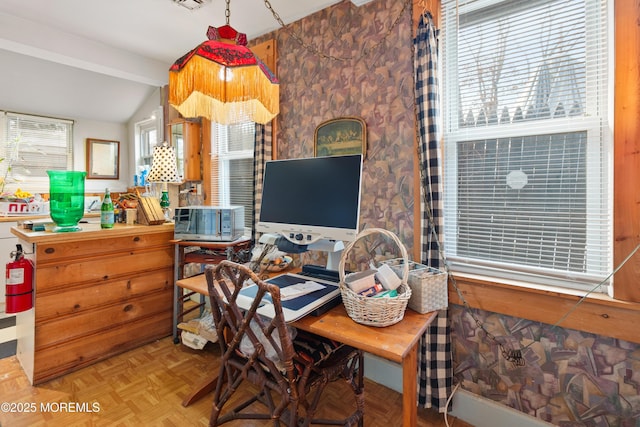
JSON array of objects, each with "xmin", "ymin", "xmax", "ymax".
[{"xmin": 0, "ymin": 0, "xmax": 344, "ymax": 123}]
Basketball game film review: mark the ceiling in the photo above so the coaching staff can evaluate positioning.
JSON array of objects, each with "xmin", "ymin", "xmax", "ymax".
[{"xmin": 0, "ymin": 0, "xmax": 346, "ymax": 123}]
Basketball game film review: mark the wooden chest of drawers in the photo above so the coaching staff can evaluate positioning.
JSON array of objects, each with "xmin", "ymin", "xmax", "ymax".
[{"xmin": 12, "ymin": 223, "xmax": 174, "ymax": 384}]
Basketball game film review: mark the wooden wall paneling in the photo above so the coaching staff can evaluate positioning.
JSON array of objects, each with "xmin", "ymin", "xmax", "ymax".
[
  {"xmin": 449, "ymin": 275, "xmax": 640, "ymax": 345},
  {"xmin": 251, "ymin": 39, "xmax": 279, "ymax": 158},
  {"xmin": 183, "ymin": 121, "xmax": 202, "ymax": 181},
  {"xmin": 201, "ymin": 118, "xmax": 213, "ymax": 205},
  {"xmin": 613, "ymin": 0, "xmax": 640, "ymax": 302}
]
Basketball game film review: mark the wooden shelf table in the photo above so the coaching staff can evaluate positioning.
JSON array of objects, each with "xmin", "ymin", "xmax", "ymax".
[{"xmin": 172, "ymin": 238, "xmax": 251, "ymax": 343}]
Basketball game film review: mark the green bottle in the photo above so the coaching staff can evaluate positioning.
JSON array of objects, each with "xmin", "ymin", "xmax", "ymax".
[{"xmin": 100, "ymin": 188, "xmax": 114, "ymax": 229}]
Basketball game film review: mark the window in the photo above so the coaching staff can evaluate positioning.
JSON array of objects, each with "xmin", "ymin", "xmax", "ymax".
[
  {"xmin": 135, "ymin": 117, "xmax": 159, "ymax": 174},
  {"xmin": 441, "ymin": 0, "xmax": 611, "ymax": 292},
  {"xmin": 210, "ymin": 122, "xmax": 255, "ymax": 233},
  {"xmin": 169, "ymin": 122, "xmax": 185, "ymax": 180},
  {"xmin": 0, "ymin": 111, "xmax": 73, "ymax": 193}
]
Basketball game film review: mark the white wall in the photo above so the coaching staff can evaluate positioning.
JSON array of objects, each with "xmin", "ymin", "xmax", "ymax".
[
  {"xmin": 1, "ymin": 87, "xmax": 162, "ymax": 196},
  {"xmin": 127, "ymin": 86, "xmax": 163, "ymax": 181},
  {"xmin": 76, "ymin": 87, "xmax": 162, "ymax": 194},
  {"xmin": 73, "ymin": 119, "xmax": 128, "ymax": 194}
]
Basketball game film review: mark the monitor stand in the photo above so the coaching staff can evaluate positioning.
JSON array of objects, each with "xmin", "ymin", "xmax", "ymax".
[
  {"xmin": 307, "ymin": 239, "xmax": 344, "ymax": 271},
  {"xmin": 259, "ymin": 233, "xmax": 345, "ymax": 273}
]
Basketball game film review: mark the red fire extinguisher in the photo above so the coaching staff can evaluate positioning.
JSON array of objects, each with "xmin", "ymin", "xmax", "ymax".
[{"xmin": 5, "ymin": 244, "xmax": 33, "ymax": 314}]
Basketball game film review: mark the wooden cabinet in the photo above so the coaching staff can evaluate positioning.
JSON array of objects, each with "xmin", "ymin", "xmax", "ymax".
[
  {"xmin": 12, "ymin": 223, "xmax": 174, "ymax": 385},
  {"xmin": 168, "ymin": 120, "xmax": 201, "ymax": 182}
]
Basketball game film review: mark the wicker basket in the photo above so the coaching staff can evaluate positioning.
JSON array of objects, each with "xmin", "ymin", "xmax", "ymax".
[
  {"xmin": 338, "ymin": 228, "xmax": 411, "ymax": 327},
  {"xmin": 381, "ymin": 259, "xmax": 448, "ymax": 314}
]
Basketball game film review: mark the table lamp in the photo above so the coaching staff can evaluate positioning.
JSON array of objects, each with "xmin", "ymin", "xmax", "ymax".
[{"xmin": 147, "ymin": 141, "xmax": 181, "ymax": 220}]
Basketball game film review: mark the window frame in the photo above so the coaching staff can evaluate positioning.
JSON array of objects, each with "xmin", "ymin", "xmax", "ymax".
[
  {"xmin": 0, "ymin": 111, "xmax": 73, "ymax": 194},
  {"xmin": 134, "ymin": 117, "xmax": 159, "ymax": 175},
  {"xmin": 441, "ymin": 0, "xmax": 612, "ymax": 293},
  {"xmin": 210, "ymin": 122, "xmax": 255, "ymax": 234}
]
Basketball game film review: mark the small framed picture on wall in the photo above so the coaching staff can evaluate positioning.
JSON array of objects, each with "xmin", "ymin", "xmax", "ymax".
[
  {"xmin": 86, "ymin": 138, "xmax": 120, "ymax": 179},
  {"xmin": 314, "ymin": 117, "xmax": 367, "ymax": 158}
]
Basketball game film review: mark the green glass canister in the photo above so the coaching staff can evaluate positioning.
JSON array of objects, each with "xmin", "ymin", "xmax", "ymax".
[{"xmin": 47, "ymin": 170, "xmax": 86, "ymax": 232}]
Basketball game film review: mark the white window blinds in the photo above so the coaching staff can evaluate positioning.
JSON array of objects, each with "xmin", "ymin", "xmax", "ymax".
[
  {"xmin": 441, "ymin": 0, "xmax": 611, "ymax": 291},
  {"xmin": 136, "ymin": 118, "xmax": 158, "ymax": 173},
  {"xmin": 210, "ymin": 122, "xmax": 255, "ymax": 232},
  {"xmin": 0, "ymin": 112, "xmax": 73, "ymax": 192}
]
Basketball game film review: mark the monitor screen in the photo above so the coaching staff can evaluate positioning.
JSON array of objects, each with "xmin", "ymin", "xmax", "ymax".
[{"xmin": 257, "ymin": 154, "xmax": 363, "ymax": 245}]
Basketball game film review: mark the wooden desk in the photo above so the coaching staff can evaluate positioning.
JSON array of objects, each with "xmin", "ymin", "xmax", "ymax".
[{"xmin": 175, "ymin": 273, "xmax": 437, "ymax": 427}]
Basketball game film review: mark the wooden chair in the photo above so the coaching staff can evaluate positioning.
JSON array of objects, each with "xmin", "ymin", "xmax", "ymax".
[{"xmin": 205, "ymin": 261, "xmax": 365, "ymax": 426}]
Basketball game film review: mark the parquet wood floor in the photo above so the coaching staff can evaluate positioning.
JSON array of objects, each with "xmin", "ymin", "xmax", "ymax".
[{"xmin": 0, "ymin": 337, "xmax": 472, "ymax": 427}]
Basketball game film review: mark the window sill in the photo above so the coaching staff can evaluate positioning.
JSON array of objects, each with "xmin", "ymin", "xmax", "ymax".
[{"xmin": 448, "ymin": 273, "xmax": 640, "ymax": 345}]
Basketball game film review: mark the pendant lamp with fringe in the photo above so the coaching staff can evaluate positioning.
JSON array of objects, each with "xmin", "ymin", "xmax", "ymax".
[{"xmin": 168, "ymin": 1, "xmax": 279, "ymax": 125}]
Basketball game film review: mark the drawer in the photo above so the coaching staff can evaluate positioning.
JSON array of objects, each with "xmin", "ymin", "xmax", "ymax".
[
  {"xmin": 35, "ymin": 289, "xmax": 173, "ymax": 349},
  {"xmin": 35, "ymin": 246, "xmax": 174, "ymax": 291},
  {"xmin": 34, "ymin": 231, "xmax": 173, "ymax": 264},
  {"xmin": 34, "ymin": 268, "xmax": 172, "ymax": 321},
  {"xmin": 32, "ymin": 311, "xmax": 172, "ymax": 384}
]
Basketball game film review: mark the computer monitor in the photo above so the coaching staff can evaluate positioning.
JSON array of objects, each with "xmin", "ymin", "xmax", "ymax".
[{"xmin": 257, "ymin": 154, "xmax": 363, "ymax": 246}]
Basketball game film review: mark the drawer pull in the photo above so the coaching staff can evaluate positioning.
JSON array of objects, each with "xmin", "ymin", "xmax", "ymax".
[
  {"xmin": 133, "ymin": 236, "xmax": 141, "ymax": 242},
  {"xmin": 123, "ymin": 304, "xmax": 133, "ymax": 312},
  {"xmin": 45, "ymin": 247, "xmax": 55, "ymax": 254}
]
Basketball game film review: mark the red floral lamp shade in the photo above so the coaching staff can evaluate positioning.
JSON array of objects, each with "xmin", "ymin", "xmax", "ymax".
[{"xmin": 169, "ymin": 25, "xmax": 279, "ymax": 125}]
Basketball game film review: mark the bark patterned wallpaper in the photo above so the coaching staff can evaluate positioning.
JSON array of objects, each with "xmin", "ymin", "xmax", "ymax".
[
  {"xmin": 451, "ymin": 305, "xmax": 640, "ymax": 426},
  {"xmin": 255, "ymin": 0, "xmax": 640, "ymax": 425},
  {"xmin": 255, "ymin": 0, "xmax": 416, "ymax": 254}
]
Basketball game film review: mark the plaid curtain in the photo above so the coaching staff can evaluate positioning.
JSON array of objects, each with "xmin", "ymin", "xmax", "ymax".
[
  {"xmin": 414, "ymin": 12, "xmax": 453, "ymax": 413},
  {"xmin": 252, "ymin": 122, "xmax": 273, "ymax": 245}
]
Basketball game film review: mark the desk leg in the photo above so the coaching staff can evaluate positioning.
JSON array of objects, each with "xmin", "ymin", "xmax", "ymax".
[
  {"xmin": 173, "ymin": 243, "xmax": 181, "ymax": 344},
  {"xmin": 401, "ymin": 345, "xmax": 419, "ymax": 427}
]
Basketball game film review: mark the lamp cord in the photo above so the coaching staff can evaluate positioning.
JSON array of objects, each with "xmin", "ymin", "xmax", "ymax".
[
  {"xmin": 263, "ymin": 0, "xmax": 412, "ymax": 61},
  {"xmin": 225, "ymin": 0, "xmax": 230, "ymax": 25}
]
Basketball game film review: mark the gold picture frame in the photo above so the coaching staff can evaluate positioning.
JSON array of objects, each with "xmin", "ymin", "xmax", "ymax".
[
  {"xmin": 314, "ymin": 117, "xmax": 367, "ymax": 157},
  {"xmin": 86, "ymin": 138, "xmax": 120, "ymax": 179}
]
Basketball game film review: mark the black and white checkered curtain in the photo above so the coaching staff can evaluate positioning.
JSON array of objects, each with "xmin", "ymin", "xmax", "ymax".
[
  {"xmin": 414, "ymin": 12, "xmax": 453, "ymax": 413},
  {"xmin": 252, "ymin": 122, "xmax": 272, "ymax": 245}
]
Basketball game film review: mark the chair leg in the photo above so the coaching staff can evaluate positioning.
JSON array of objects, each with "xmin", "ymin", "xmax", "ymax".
[
  {"xmin": 354, "ymin": 351, "xmax": 365, "ymax": 427},
  {"xmin": 302, "ymin": 350, "xmax": 365, "ymax": 427}
]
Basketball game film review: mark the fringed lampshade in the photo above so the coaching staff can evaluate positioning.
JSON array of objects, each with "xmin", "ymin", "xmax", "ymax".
[{"xmin": 169, "ymin": 25, "xmax": 279, "ymax": 125}]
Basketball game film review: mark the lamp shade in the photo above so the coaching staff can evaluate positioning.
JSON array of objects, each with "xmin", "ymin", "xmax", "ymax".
[
  {"xmin": 169, "ymin": 25, "xmax": 279, "ymax": 125},
  {"xmin": 147, "ymin": 142, "xmax": 180, "ymax": 183}
]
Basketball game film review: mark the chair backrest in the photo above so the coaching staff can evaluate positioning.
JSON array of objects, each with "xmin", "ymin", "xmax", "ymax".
[{"xmin": 205, "ymin": 261, "xmax": 298, "ymax": 391}]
